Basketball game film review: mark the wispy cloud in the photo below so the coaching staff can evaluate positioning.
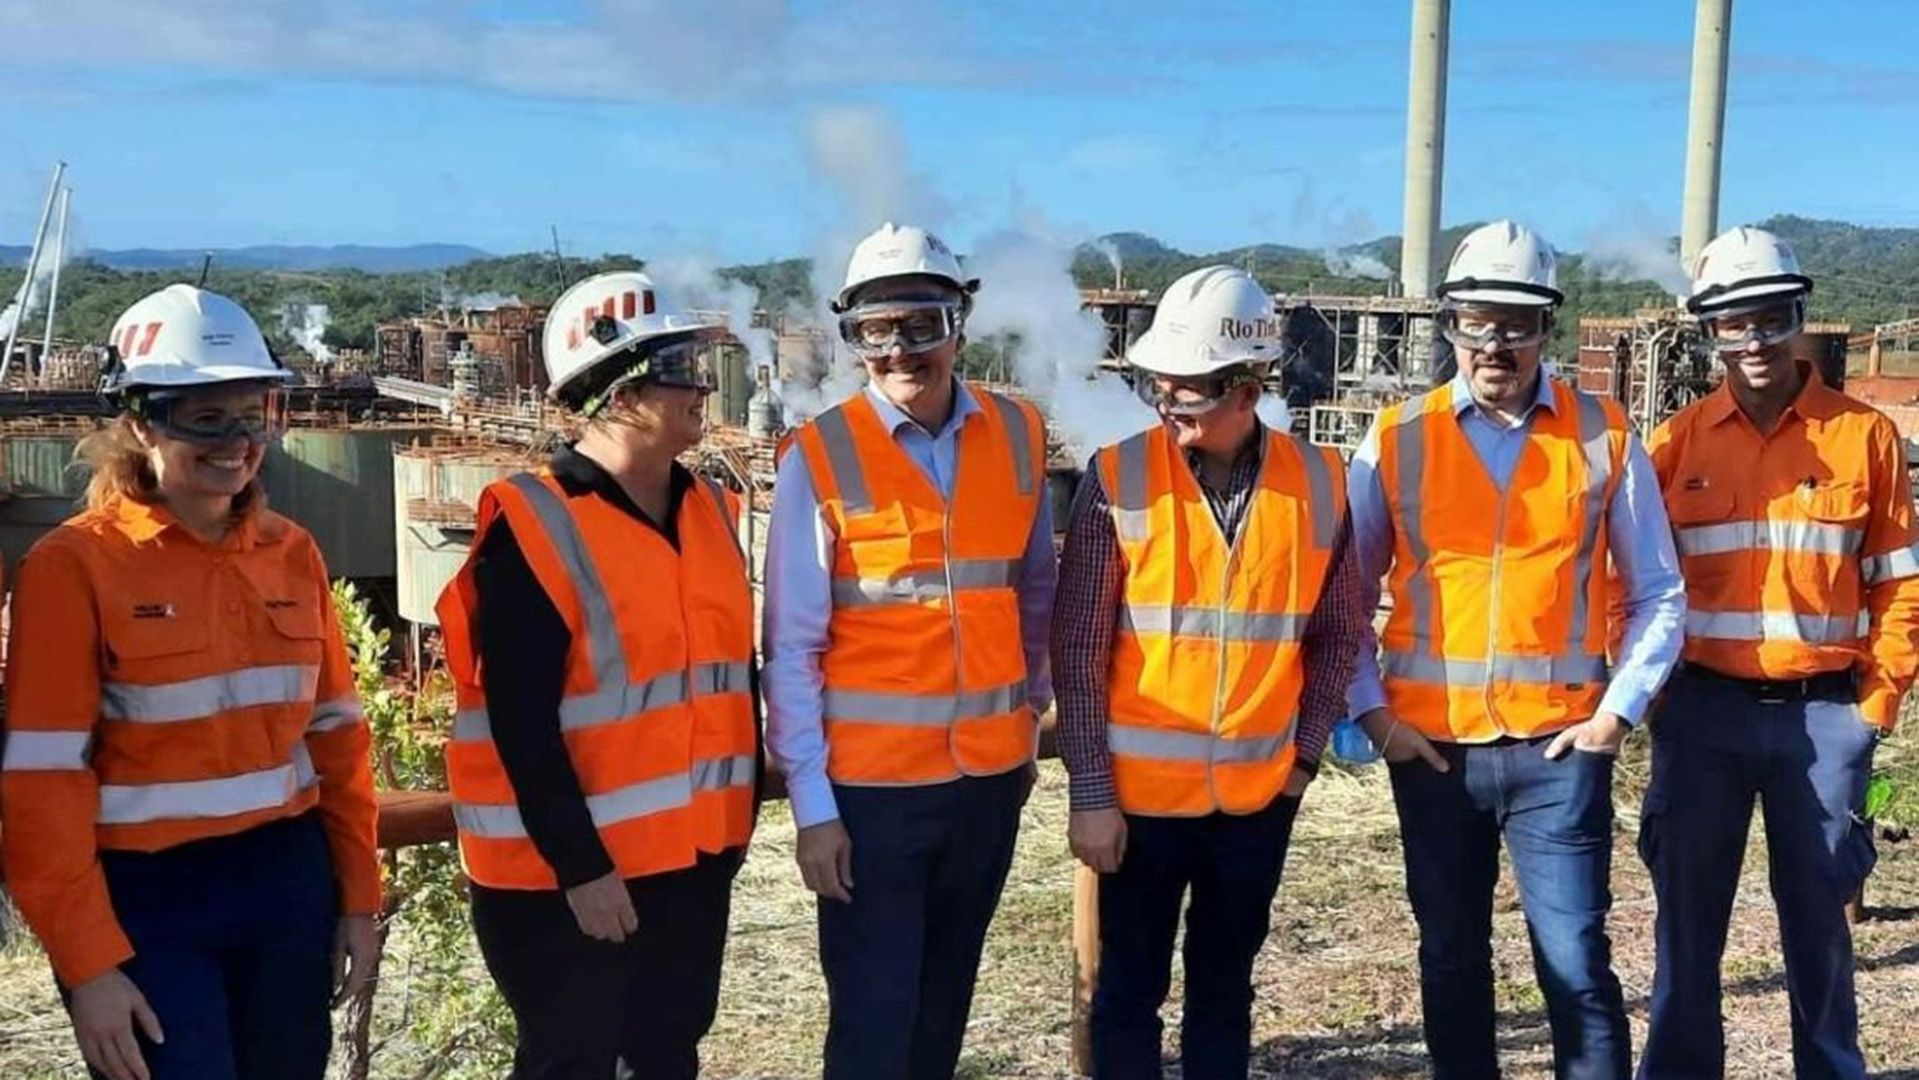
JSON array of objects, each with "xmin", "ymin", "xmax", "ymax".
[{"xmin": 0, "ymin": 0, "xmax": 1044, "ymax": 103}]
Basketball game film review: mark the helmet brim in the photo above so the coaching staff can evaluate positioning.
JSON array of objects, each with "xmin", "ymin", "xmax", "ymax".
[{"xmin": 1686, "ymin": 275, "xmax": 1813, "ymax": 315}]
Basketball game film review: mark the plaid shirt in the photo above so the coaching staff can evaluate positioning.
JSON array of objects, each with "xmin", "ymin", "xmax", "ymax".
[{"xmin": 1051, "ymin": 430, "xmax": 1366, "ymax": 812}]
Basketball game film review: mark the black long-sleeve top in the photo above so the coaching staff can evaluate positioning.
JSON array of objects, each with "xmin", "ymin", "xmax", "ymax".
[{"xmin": 470, "ymin": 447, "xmax": 749, "ymax": 891}]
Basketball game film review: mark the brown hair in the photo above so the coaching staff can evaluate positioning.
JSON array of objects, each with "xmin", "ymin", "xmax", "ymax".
[{"xmin": 74, "ymin": 415, "xmax": 263, "ymax": 516}]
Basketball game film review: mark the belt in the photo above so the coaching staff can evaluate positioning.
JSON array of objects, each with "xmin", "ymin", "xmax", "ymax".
[{"xmin": 1677, "ymin": 661, "xmax": 1856, "ymax": 704}]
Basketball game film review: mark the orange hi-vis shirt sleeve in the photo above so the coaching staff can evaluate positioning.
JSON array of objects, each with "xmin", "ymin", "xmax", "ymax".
[
  {"xmin": 1649, "ymin": 374, "xmax": 1919, "ymax": 730},
  {"xmin": 0, "ymin": 497, "xmax": 381, "ymax": 987}
]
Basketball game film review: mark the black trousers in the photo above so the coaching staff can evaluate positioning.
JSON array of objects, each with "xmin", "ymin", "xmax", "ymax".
[{"xmin": 470, "ymin": 848, "xmax": 743, "ymax": 1080}]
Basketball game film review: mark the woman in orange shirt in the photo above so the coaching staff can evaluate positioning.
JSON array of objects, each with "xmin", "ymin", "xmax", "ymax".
[{"xmin": 0, "ymin": 285, "xmax": 380, "ymax": 1080}]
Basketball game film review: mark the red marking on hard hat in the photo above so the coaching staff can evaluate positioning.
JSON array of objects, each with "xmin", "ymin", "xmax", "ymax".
[
  {"xmin": 582, "ymin": 308, "xmax": 596, "ymax": 333},
  {"xmin": 622, "ymin": 291, "xmax": 637, "ymax": 319},
  {"xmin": 643, "ymin": 291, "xmax": 656, "ymax": 315},
  {"xmin": 137, "ymin": 322, "xmax": 163, "ymax": 357},
  {"xmin": 119, "ymin": 324, "xmax": 138, "ymax": 355},
  {"xmin": 601, "ymin": 297, "xmax": 615, "ymax": 320},
  {"xmin": 567, "ymin": 326, "xmax": 581, "ymax": 350}
]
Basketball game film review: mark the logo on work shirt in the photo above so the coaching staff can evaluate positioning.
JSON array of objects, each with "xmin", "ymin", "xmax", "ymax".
[
  {"xmin": 264, "ymin": 599, "xmax": 300, "ymax": 610},
  {"xmin": 131, "ymin": 602, "xmax": 175, "ymax": 619},
  {"xmin": 1682, "ymin": 476, "xmax": 1710, "ymax": 491}
]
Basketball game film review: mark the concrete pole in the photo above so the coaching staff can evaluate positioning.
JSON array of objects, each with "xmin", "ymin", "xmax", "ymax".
[
  {"xmin": 1680, "ymin": 0, "xmax": 1733, "ymax": 269},
  {"xmin": 2, "ymin": 160, "xmax": 66, "ymax": 384},
  {"xmin": 40, "ymin": 186, "xmax": 73, "ymax": 385},
  {"xmin": 1399, "ymin": 0, "xmax": 1450, "ymax": 299}
]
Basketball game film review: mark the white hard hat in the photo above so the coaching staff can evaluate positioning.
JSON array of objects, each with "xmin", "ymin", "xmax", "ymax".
[
  {"xmin": 1687, "ymin": 226, "xmax": 1812, "ymax": 315},
  {"xmin": 833, "ymin": 222, "xmax": 979, "ymax": 313},
  {"xmin": 542, "ymin": 271, "xmax": 707, "ymax": 402},
  {"xmin": 1438, "ymin": 220, "xmax": 1563, "ymax": 308},
  {"xmin": 104, "ymin": 284, "xmax": 290, "ymax": 393},
  {"xmin": 1127, "ymin": 265, "xmax": 1281, "ymax": 378}
]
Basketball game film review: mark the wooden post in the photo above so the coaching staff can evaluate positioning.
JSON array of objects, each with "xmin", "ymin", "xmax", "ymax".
[
  {"xmin": 1846, "ymin": 881, "xmax": 1866, "ymax": 925},
  {"xmin": 1071, "ymin": 864, "xmax": 1100, "ymax": 1076}
]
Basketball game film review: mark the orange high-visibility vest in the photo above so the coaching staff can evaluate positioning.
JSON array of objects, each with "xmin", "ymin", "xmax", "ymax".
[
  {"xmin": 791, "ymin": 386, "xmax": 1045, "ymax": 786},
  {"xmin": 1376, "ymin": 379, "xmax": 1630, "ymax": 742},
  {"xmin": 1097, "ymin": 424, "xmax": 1344, "ymax": 816},
  {"xmin": 0, "ymin": 497, "xmax": 380, "ymax": 987},
  {"xmin": 1650, "ymin": 373, "xmax": 1919, "ymax": 727},
  {"xmin": 440, "ymin": 470, "xmax": 757, "ymax": 890}
]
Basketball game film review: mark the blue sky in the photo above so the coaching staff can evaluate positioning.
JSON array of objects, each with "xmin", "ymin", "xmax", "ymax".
[{"xmin": 0, "ymin": 0, "xmax": 1913, "ymax": 262}]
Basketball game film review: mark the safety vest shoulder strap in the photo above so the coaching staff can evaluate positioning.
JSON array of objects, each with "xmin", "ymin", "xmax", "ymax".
[
  {"xmin": 1098, "ymin": 426, "xmax": 1161, "ymax": 543},
  {"xmin": 974, "ymin": 386, "xmax": 1044, "ymax": 497},
  {"xmin": 793, "ymin": 395, "xmax": 883, "ymax": 514},
  {"xmin": 1266, "ymin": 430, "xmax": 1347, "ymax": 552}
]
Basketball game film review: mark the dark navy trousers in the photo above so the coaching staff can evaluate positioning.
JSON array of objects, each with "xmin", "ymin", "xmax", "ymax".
[
  {"xmin": 77, "ymin": 812, "xmax": 339, "ymax": 1080},
  {"xmin": 817, "ymin": 766, "xmax": 1032, "ymax": 1080},
  {"xmin": 1089, "ymin": 792, "xmax": 1302, "ymax": 1080},
  {"xmin": 1639, "ymin": 671, "xmax": 1878, "ymax": 1080},
  {"xmin": 1390, "ymin": 737, "xmax": 1631, "ymax": 1080}
]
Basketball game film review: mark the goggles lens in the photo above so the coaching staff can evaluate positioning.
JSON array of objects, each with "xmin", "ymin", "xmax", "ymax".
[
  {"xmin": 145, "ymin": 388, "xmax": 288, "ymax": 446},
  {"xmin": 838, "ymin": 301, "xmax": 960, "ymax": 356},
  {"xmin": 1440, "ymin": 307, "xmax": 1549, "ymax": 352},
  {"xmin": 640, "ymin": 339, "xmax": 718, "ymax": 392},
  {"xmin": 1706, "ymin": 302, "xmax": 1804, "ymax": 353},
  {"xmin": 1133, "ymin": 372, "xmax": 1245, "ymax": 417}
]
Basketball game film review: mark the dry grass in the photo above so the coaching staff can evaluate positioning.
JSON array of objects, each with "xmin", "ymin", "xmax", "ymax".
[{"xmin": 4, "ymin": 755, "xmax": 1919, "ymax": 1078}]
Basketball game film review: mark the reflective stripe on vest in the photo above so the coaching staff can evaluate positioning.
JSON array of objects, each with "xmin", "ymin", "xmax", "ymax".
[
  {"xmin": 97, "ymin": 741, "xmax": 317, "ymax": 826},
  {"xmin": 451, "ymin": 659, "xmax": 751, "ymax": 742},
  {"xmin": 100, "ymin": 664, "xmax": 320, "ymax": 724},
  {"xmin": 1685, "ymin": 608, "xmax": 1870, "ymax": 644},
  {"xmin": 1676, "ymin": 519, "xmax": 1864, "ymax": 559},
  {"xmin": 1108, "ymin": 717, "xmax": 1298, "ymax": 765},
  {"xmin": 831, "ymin": 557, "xmax": 1021, "ymax": 608},
  {"xmin": 308, "ymin": 695, "xmax": 365, "ymax": 734},
  {"xmin": 455, "ymin": 752, "xmax": 756, "ymax": 839},
  {"xmin": 821, "ymin": 680, "xmax": 1025, "ymax": 727},
  {"xmin": 1118, "ymin": 604, "xmax": 1308, "ymax": 642},
  {"xmin": 1, "ymin": 730, "xmax": 93, "ymax": 772}
]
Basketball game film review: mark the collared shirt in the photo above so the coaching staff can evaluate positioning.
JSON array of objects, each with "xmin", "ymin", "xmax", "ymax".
[
  {"xmin": 1649, "ymin": 370, "xmax": 1919, "ymax": 729},
  {"xmin": 1346, "ymin": 372, "xmax": 1688, "ymax": 727},
  {"xmin": 1051, "ymin": 422, "xmax": 1367, "ymax": 811},
  {"xmin": 763, "ymin": 381, "xmax": 1058, "ymax": 828}
]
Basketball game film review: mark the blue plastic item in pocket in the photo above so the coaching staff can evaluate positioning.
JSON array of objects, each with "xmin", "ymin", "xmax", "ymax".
[{"xmin": 1331, "ymin": 717, "xmax": 1380, "ymax": 765}]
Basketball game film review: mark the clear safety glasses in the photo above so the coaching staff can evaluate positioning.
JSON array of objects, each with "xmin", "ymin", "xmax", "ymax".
[
  {"xmin": 837, "ymin": 300, "xmax": 962, "ymax": 357},
  {"xmin": 1704, "ymin": 300, "xmax": 1805, "ymax": 354},
  {"xmin": 1439, "ymin": 306, "xmax": 1551, "ymax": 353},
  {"xmin": 634, "ymin": 338, "xmax": 718, "ymax": 393},
  {"xmin": 142, "ymin": 387, "xmax": 290, "ymax": 446}
]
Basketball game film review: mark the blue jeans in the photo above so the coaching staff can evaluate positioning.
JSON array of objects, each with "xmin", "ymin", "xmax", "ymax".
[
  {"xmin": 817, "ymin": 766, "xmax": 1033, "ymax": 1080},
  {"xmin": 1639, "ymin": 671, "xmax": 1878, "ymax": 1080},
  {"xmin": 73, "ymin": 812, "xmax": 339, "ymax": 1080},
  {"xmin": 1390, "ymin": 738, "xmax": 1630, "ymax": 1080},
  {"xmin": 1090, "ymin": 793, "xmax": 1301, "ymax": 1080}
]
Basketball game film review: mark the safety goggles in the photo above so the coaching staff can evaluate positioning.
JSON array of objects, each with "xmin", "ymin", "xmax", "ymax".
[
  {"xmin": 1133, "ymin": 369, "xmax": 1260, "ymax": 417},
  {"xmin": 1703, "ymin": 299, "xmax": 1805, "ymax": 354},
  {"xmin": 139, "ymin": 388, "xmax": 289, "ymax": 446},
  {"xmin": 1439, "ymin": 306, "xmax": 1551, "ymax": 353},
  {"xmin": 837, "ymin": 300, "xmax": 962, "ymax": 357}
]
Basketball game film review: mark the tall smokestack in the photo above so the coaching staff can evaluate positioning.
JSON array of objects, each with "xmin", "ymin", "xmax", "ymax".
[
  {"xmin": 2, "ymin": 160, "xmax": 66, "ymax": 384},
  {"xmin": 1680, "ymin": 0, "xmax": 1732, "ymax": 269},
  {"xmin": 1399, "ymin": 0, "xmax": 1450, "ymax": 299}
]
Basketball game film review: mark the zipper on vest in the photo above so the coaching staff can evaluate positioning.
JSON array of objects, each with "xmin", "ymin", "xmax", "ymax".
[
  {"xmin": 1207, "ymin": 449, "xmax": 1259, "ymax": 810},
  {"xmin": 1484, "ymin": 469, "xmax": 1513, "ymax": 736},
  {"xmin": 943, "ymin": 432, "xmax": 966, "ymax": 772}
]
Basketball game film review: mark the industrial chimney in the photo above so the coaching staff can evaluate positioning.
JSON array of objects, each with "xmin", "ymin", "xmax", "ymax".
[
  {"xmin": 1399, "ymin": 0, "xmax": 1450, "ymax": 299},
  {"xmin": 1680, "ymin": 0, "xmax": 1732, "ymax": 269}
]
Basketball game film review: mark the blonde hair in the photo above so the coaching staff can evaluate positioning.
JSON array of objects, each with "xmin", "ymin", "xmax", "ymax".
[{"xmin": 74, "ymin": 415, "xmax": 263, "ymax": 516}]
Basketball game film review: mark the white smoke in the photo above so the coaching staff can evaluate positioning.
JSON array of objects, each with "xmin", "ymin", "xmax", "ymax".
[
  {"xmin": 644, "ymin": 252, "xmax": 777, "ymax": 390},
  {"xmin": 785, "ymin": 104, "xmax": 952, "ymax": 424},
  {"xmin": 1581, "ymin": 230, "xmax": 1690, "ymax": 300},
  {"xmin": 281, "ymin": 302, "xmax": 334, "ymax": 364},
  {"xmin": 1091, "ymin": 238, "xmax": 1124, "ymax": 289},
  {"xmin": 0, "ymin": 231, "xmax": 70, "ymax": 342},
  {"xmin": 967, "ymin": 217, "xmax": 1156, "ymax": 464},
  {"xmin": 1321, "ymin": 247, "xmax": 1393, "ymax": 281},
  {"xmin": 457, "ymin": 290, "xmax": 524, "ymax": 310}
]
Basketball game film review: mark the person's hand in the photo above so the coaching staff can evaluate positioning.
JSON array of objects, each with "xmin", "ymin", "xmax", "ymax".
[
  {"xmin": 1359, "ymin": 708, "xmax": 1451, "ymax": 772},
  {"xmin": 1282, "ymin": 768, "xmax": 1313, "ymax": 798},
  {"xmin": 1545, "ymin": 712, "xmax": 1629, "ymax": 759},
  {"xmin": 797, "ymin": 819, "xmax": 854, "ymax": 902},
  {"xmin": 68, "ymin": 969, "xmax": 163, "ymax": 1080},
  {"xmin": 331, "ymin": 914, "xmax": 381, "ymax": 1006},
  {"xmin": 1068, "ymin": 808, "xmax": 1128, "ymax": 874},
  {"xmin": 564, "ymin": 871, "xmax": 639, "ymax": 943}
]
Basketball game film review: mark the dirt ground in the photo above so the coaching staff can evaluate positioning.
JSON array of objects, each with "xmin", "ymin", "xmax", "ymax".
[{"xmin": 3, "ymin": 756, "xmax": 1917, "ymax": 1079}]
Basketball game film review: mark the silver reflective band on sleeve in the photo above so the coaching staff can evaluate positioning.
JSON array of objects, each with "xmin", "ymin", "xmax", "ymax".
[
  {"xmin": 1295, "ymin": 439, "xmax": 1337, "ymax": 551},
  {"xmin": 1, "ymin": 730, "xmax": 92, "ymax": 772},
  {"xmin": 1676, "ymin": 519, "xmax": 1864, "ymax": 558},
  {"xmin": 1862, "ymin": 541, "xmax": 1919, "ymax": 586},
  {"xmin": 453, "ymin": 659, "xmax": 749, "ymax": 743},
  {"xmin": 307, "ymin": 695, "xmax": 365, "ymax": 734},
  {"xmin": 812, "ymin": 406, "xmax": 874, "ymax": 515},
  {"xmin": 1118, "ymin": 604, "xmax": 1307, "ymax": 643},
  {"xmin": 1684, "ymin": 609, "xmax": 1869, "ymax": 644},
  {"xmin": 96, "ymin": 742, "xmax": 316, "ymax": 826},
  {"xmin": 1108, "ymin": 721, "xmax": 1294, "ymax": 764},
  {"xmin": 986, "ymin": 392, "xmax": 1037, "ymax": 496},
  {"xmin": 1382, "ymin": 650, "xmax": 1611, "ymax": 686},
  {"xmin": 823, "ymin": 680, "xmax": 1026, "ymax": 727},
  {"xmin": 831, "ymin": 558, "xmax": 1020, "ymax": 607},
  {"xmin": 100, "ymin": 664, "xmax": 321, "ymax": 724}
]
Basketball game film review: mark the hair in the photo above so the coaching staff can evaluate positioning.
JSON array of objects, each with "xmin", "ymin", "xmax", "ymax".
[{"xmin": 74, "ymin": 414, "xmax": 263, "ymax": 516}]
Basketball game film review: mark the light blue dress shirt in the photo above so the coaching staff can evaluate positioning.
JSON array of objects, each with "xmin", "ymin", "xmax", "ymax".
[
  {"xmin": 763, "ymin": 381, "xmax": 1058, "ymax": 828},
  {"xmin": 1346, "ymin": 371, "xmax": 1687, "ymax": 726}
]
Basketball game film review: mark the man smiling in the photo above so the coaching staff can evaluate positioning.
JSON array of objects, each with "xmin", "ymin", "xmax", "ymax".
[{"xmin": 763, "ymin": 223, "xmax": 1055, "ymax": 1079}]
